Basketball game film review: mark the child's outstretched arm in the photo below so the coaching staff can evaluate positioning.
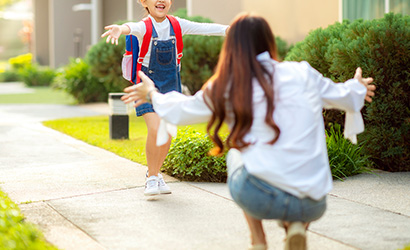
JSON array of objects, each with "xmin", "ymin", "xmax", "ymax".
[
  {"xmin": 177, "ymin": 17, "xmax": 229, "ymax": 36},
  {"xmin": 101, "ymin": 24, "xmax": 131, "ymax": 45}
]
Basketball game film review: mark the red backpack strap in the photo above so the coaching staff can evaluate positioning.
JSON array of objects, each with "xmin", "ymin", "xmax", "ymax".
[
  {"xmin": 136, "ymin": 17, "xmax": 153, "ymax": 83},
  {"xmin": 167, "ymin": 15, "xmax": 184, "ymax": 65}
]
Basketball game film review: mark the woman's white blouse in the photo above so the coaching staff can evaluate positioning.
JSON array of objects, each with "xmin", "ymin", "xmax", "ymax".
[
  {"xmin": 151, "ymin": 51, "xmax": 367, "ymax": 200},
  {"xmin": 126, "ymin": 15, "xmax": 228, "ymax": 67}
]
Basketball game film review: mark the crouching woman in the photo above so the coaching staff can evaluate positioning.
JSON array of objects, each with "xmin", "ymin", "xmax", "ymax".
[{"xmin": 121, "ymin": 13, "xmax": 375, "ymax": 250}]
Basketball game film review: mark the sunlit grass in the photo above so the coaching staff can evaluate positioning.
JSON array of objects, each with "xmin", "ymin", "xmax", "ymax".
[
  {"xmin": 0, "ymin": 86, "xmax": 76, "ymax": 104},
  {"xmin": 43, "ymin": 116, "xmax": 209, "ymax": 165},
  {"xmin": 43, "ymin": 115, "xmax": 370, "ymax": 182}
]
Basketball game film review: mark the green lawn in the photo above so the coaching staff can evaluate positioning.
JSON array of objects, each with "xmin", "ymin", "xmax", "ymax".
[
  {"xmin": 43, "ymin": 110, "xmax": 371, "ymax": 181},
  {"xmin": 0, "ymin": 86, "xmax": 76, "ymax": 104},
  {"xmin": 43, "ymin": 116, "xmax": 208, "ymax": 166}
]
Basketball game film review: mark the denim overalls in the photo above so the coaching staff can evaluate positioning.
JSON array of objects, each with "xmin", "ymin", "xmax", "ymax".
[{"xmin": 135, "ymin": 22, "xmax": 182, "ymax": 116}]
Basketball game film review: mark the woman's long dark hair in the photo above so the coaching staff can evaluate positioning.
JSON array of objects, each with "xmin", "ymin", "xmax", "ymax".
[{"xmin": 204, "ymin": 13, "xmax": 281, "ymax": 154}]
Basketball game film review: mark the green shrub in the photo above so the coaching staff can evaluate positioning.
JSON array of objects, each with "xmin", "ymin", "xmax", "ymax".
[
  {"xmin": 8, "ymin": 53, "xmax": 32, "ymax": 71},
  {"xmin": 172, "ymin": 9, "xmax": 223, "ymax": 94},
  {"xmin": 328, "ymin": 14, "xmax": 409, "ymax": 172},
  {"xmin": 163, "ymin": 125, "xmax": 372, "ymax": 182},
  {"xmin": 53, "ymin": 58, "xmax": 107, "ymax": 103},
  {"xmin": 86, "ymin": 21, "xmax": 130, "ymax": 96},
  {"xmin": 174, "ymin": 9, "xmax": 293, "ymax": 94},
  {"xmin": 275, "ymin": 36, "xmax": 293, "ymax": 61},
  {"xmin": 86, "ymin": 9, "xmax": 293, "ymax": 97},
  {"xmin": 180, "ymin": 34, "xmax": 224, "ymax": 94},
  {"xmin": 163, "ymin": 127, "xmax": 227, "ymax": 182},
  {"xmin": 286, "ymin": 21, "xmax": 351, "ymax": 128},
  {"xmin": 86, "ymin": 10, "xmax": 220, "ymax": 96},
  {"xmin": 0, "ymin": 53, "xmax": 33, "ymax": 82},
  {"xmin": 285, "ymin": 13, "xmax": 409, "ymax": 172},
  {"xmin": 0, "ymin": 70, "xmax": 21, "ymax": 82},
  {"xmin": 326, "ymin": 124, "xmax": 372, "ymax": 180},
  {"xmin": 180, "ymin": 34, "xmax": 292, "ymax": 94},
  {"xmin": 66, "ymin": 27, "xmax": 128, "ymax": 103},
  {"xmin": 19, "ymin": 64, "xmax": 56, "ymax": 87},
  {"xmin": 285, "ymin": 21, "xmax": 350, "ymax": 79},
  {"xmin": 0, "ymin": 190, "xmax": 57, "ymax": 250}
]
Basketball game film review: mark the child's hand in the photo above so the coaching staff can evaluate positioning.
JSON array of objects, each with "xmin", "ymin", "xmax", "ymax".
[
  {"xmin": 122, "ymin": 71, "xmax": 157, "ymax": 107},
  {"xmin": 354, "ymin": 67, "xmax": 376, "ymax": 103},
  {"xmin": 101, "ymin": 25, "xmax": 128, "ymax": 45}
]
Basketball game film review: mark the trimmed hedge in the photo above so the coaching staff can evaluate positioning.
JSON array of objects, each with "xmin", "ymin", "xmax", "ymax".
[
  {"xmin": 163, "ymin": 126, "xmax": 371, "ymax": 182},
  {"xmin": 19, "ymin": 64, "xmax": 56, "ymax": 87},
  {"xmin": 286, "ymin": 13, "xmax": 409, "ymax": 172},
  {"xmin": 8, "ymin": 53, "xmax": 32, "ymax": 70},
  {"xmin": 174, "ymin": 9, "xmax": 292, "ymax": 94},
  {"xmin": 275, "ymin": 36, "xmax": 293, "ymax": 62},
  {"xmin": 59, "ymin": 19, "xmax": 130, "ymax": 103},
  {"xmin": 86, "ymin": 20, "xmax": 130, "ymax": 100},
  {"xmin": 53, "ymin": 58, "xmax": 106, "ymax": 103},
  {"xmin": 0, "ymin": 53, "xmax": 32, "ymax": 82},
  {"xmin": 179, "ymin": 33, "xmax": 224, "ymax": 94},
  {"xmin": 172, "ymin": 9, "xmax": 224, "ymax": 94},
  {"xmin": 0, "ymin": 53, "xmax": 56, "ymax": 86},
  {"xmin": 163, "ymin": 127, "xmax": 227, "ymax": 182},
  {"xmin": 85, "ymin": 9, "xmax": 292, "ymax": 98},
  {"xmin": 0, "ymin": 70, "xmax": 20, "ymax": 82}
]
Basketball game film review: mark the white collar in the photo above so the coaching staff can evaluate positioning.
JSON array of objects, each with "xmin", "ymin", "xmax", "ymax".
[
  {"xmin": 148, "ymin": 15, "xmax": 169, "ymax": 25},
  {"xmin": 256, "ymin": 51, "xmax": 272, "ymax": 62}
]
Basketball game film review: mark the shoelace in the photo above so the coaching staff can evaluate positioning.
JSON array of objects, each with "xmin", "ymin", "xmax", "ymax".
[
  {"xmin": 158, "ymin": 177, "xmax": 167, "ymax": 187},
  {"xmin": 146, "ymin": 179, "xmax": 158, "ymax": 188}
]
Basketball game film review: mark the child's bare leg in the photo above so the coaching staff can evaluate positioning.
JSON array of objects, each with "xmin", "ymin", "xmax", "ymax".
[
  {"xmin": 143, "ymin": 113, "xmax": 171, "ymax": 177},
  {"xmin": 243, "ymin": 212, "xmax": 267, "ymax": 247}
]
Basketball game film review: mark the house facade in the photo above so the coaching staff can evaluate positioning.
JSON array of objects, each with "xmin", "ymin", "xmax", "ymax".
[
  {"xmin": 189, "ymin": 0, "xmax": 408, "ymax": 44},
  {"xmin": 189, "ymin": 0, "xmax": 339, "ymax": 44},
  {"xmin": 32, "ymin": 0, "xmax": 408, "ymax": 68},
  {"xmin": 32, "ymin": 0, "xmax": 186, "ymax": 67}
]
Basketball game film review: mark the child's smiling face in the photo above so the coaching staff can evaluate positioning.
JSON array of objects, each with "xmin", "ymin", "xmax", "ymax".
[{"xmin": 141, "ymin": 0, "xmax": 172, "ymax": 22}]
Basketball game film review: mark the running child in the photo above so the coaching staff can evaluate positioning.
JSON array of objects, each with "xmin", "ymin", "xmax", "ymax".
[{"xmin": 101, "ymin": 0, "xmax": 228, "ymax": 196}]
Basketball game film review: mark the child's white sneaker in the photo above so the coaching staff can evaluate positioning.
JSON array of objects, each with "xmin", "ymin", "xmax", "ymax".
[
  {"xmin": 144, "ymin": 175, "xmax": 160, "ymax": 196},
  {"xmin": 158, "ymin": 173, "xmax": 172, "ymax": 194}
]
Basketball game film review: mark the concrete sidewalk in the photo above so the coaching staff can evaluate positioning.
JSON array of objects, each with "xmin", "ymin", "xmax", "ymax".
[{"xmin": 0, "ymin": 102, "xmax": 409, "ymax": 250}]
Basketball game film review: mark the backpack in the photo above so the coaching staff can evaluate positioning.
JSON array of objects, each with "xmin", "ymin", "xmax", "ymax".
[{"xmin": 121, "ymin": 15, "xmax": 183, "ymax": 84}]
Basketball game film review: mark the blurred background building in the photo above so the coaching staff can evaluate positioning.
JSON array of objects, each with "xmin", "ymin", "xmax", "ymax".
[
  {"xmin": 0, "ymin": 0, "xmax": 33, "ymax": 61},
  {"xmin": 0, "ymin": 0, "xmax": 408, "ymax": 68}
]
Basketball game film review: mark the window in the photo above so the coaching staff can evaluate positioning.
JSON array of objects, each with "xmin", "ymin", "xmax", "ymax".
[{"xmin": 342, "ymin": 0, "xmax": 409, "ymax": 21}]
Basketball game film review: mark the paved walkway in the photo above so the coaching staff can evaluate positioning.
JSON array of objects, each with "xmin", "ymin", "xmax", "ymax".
[{"xmin": 0, "ymin": 84, "xmax": 409, "ymax": 250}]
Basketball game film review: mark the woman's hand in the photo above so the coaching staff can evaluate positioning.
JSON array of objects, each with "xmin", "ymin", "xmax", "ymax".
[
  {"xmin": 354, "ymin": 67, "xmax": 376, "ymax": 103},
  {"xmin": 101, "ymin": 24, "xmax": 130, "ymax": 45},
  {"xmin": 121, "ymin": 71, "xmax": 157, "ymax": 107}
]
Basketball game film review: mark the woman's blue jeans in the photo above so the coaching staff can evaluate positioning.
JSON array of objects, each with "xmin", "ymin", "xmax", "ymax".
[{"xmin": 228, "ymin": 166, "xmax": 326, "ymax": 222}]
